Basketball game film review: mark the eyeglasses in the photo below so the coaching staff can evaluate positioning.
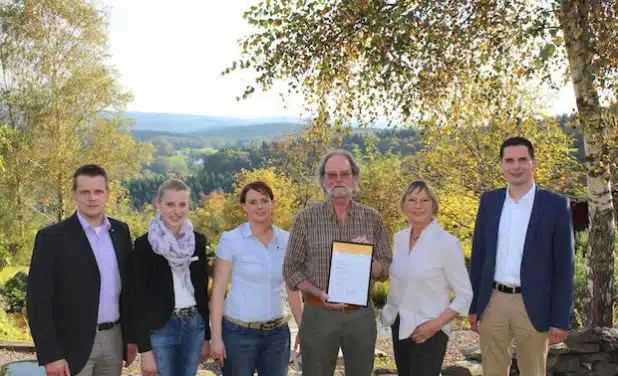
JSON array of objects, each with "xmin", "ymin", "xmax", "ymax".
[{"xmin": 325, "ymin": 171, "xmax": 353, "ymax": 180}]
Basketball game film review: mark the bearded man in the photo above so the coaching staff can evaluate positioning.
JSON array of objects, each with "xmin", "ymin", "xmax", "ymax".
[{"xmin": 283, "ymin": 149, "xmax": 393, "ymax": 376}]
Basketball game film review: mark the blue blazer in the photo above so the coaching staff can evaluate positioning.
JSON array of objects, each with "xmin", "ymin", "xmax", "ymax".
[{"xmin": 469, "ymin": 186, "xmax": 575, "ymax": 331}]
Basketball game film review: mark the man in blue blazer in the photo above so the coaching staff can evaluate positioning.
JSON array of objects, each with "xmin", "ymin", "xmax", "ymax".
[{"xmin": 468, "ymin": 137, "xmax": 574, "ymax": 375}]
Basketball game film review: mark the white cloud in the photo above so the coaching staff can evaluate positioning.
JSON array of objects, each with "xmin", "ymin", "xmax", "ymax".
[{"xmin": 104, "ymin": 0, "xmax": 304, "ymax": 118}]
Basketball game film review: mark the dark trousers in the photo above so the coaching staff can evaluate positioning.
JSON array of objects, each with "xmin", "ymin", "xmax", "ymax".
[
  {"xmin": 391, "ymin": 315, "xmax": 448, "ymax": 376},
  {"xmin": 299, "ymin": 302, "xmax": 377, "ymax": 376}
]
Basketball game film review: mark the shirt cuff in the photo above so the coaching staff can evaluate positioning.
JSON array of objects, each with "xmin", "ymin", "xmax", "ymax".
[
  {"xmin": 377, "ymin": 259, "xmax": 390, "ymax": 281},
  {"xmin": 284, "ymin": 270, "xmax": 307, "ymax": 291},
  {"xmin": 449, "ymin": 297, "xmax": 472, "ymax": 317}
]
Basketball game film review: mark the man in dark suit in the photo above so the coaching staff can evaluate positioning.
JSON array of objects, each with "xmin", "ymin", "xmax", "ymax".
[
  {"xmin": 468, "ymin": 137, "xmax": 574, "ymax": 375},
  {"xmin": 27, "ymin": 164, "xmax": 137, "ymax": 376}
]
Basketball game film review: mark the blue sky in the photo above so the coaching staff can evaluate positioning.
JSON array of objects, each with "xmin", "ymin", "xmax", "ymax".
[{"xmin": 104, "ymin": 1, "xmax": 576, "ymax": 119}]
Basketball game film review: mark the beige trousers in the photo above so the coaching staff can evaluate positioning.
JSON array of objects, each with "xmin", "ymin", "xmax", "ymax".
[
  {"xmin": 479, "ymin": 290, "xmax": 549, "ymax": 376},
  {"xmin": 76, "ymin": 325, "xmax": 123, "ymax": 376}
]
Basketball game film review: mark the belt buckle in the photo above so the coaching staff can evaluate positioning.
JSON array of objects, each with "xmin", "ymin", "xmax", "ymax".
[{"xmin": 262, "ymin": 321, "xmax": 276, "ymax": 331}]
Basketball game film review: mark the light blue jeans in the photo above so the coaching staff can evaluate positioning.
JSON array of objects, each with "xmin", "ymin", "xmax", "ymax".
[{"xmin": 151, "ymin": 312, "xmax": 205, "ymax": 376}]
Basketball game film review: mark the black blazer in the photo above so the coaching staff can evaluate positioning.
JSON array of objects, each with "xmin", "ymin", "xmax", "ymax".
[
  {"xmin": 26, "ymin": 213, "xmax": 134, "ymax": 375},
  {"xmin": 132, "ymin": 231, "xmax": 211, "ymax": 353}
]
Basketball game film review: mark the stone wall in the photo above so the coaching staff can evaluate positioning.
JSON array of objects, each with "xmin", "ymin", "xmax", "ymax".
[{"xmin": 442, "ymin": 327, "xmax": 618, "ymax": 376}]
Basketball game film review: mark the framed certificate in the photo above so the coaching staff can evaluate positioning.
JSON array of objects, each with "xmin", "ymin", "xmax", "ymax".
[{"xmin": 325, "ymin": 241, "xmax": 374, "ymax": 307}]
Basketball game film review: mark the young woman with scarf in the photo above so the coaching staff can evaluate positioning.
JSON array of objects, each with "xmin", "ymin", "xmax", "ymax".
[{"xmin": 132, "ymin": 179, "xmax": 211, "ymax": 376}]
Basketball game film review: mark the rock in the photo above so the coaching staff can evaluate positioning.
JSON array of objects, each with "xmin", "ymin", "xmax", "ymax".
[
  {"xmin": 375, "ymin": 349, "xmax": 388, "ymax": 357},
  {"xmin": 547, "ymin": 354, "xmax": 583, "ymax": 373},
  {"xmin": 460, "ymin": 346, "xmax": 482, "ymax": 362},
  {"xmin": 594, "ymin": 362, "xmax": 618, "ymax": 376},
  {"xmin": 549, "ymin": 342, "xmax": 570, "ymax": 355},
  {"xmin": 565, "ymin": 329, "xmax": 602, "ymax": 344},
  {"xmin": 373, "ymin": 368, "xmax": 398, "ymax": 375},
  {"xmin": 441, "ymin": 361, "xmax": 483, "ymax": 376},
  {"xmin": 562, "ymin": 343, "xmax": 601, "ymax": 354},
  {"xmin": 581, "ymin": 352, "xmax": 611, "ymax": 362}
]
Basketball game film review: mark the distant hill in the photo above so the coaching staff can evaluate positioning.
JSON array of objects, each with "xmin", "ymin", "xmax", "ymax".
[
  {"xmin": 190, "ymin": 122, "xmax": 304, "ymax": 138},
  {"xmin": 131, "ymin": 122, "xmax": 307, "ymax": 152},
  {"xmin": 124, "ymin": 111, "xmax": 304, "ymax": 134}
]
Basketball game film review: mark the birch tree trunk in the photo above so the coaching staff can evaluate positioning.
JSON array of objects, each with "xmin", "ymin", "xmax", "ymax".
[{"xmin": 559, "ymin": 0, "xmax": 616, "ymax": 328}]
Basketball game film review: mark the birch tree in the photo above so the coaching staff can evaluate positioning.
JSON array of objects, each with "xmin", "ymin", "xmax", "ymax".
[{"xmin": 226, "ymin": 0, "xmax": 618, "ymax": 327}]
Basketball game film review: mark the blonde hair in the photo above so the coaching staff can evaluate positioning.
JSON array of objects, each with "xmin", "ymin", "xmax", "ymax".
[
  {"xmin": 398, "ymin": 180, "xmax": 439, "ymax": 215},
  {"xmin": 155, "ymin": 178, "xmax": 191, "ymax": 202}
]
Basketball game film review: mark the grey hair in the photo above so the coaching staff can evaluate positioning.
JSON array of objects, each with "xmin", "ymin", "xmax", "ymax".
[
  {"xmin": 315, "ymin": 149, "xmax": 361, "ymax": 188},
  {"xmin": 398, "ymin": 180, "xmax": 439, "ymax": 215},
  {"xmin": 155, "ymin": 178, "xmax": 191, "ymax": 202}
]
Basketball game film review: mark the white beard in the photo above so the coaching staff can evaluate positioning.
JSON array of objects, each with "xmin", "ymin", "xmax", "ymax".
[{"xmin": 326, "ymin": 186, "xmax": 353, "ymax": 199}]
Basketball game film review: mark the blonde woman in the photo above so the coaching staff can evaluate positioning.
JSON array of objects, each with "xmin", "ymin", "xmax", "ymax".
[
  {"xmin": 381, "ymin": 180, "xmax": 472, "ymax": 376},
  {"xmin": 132, "ymin": 179, "xmax": 210, "ymax": 376}
]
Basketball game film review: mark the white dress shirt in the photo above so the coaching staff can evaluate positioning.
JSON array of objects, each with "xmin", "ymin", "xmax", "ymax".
[
  {"xmin": 494, "ymin": 182, "xmax": 536, "ymax": 286},
  {"xmin": 216, "ymin": 222, "xmax": 290, "ymax": 322},
  {"xmin": 381, "ymin": 219, "xmax": 473, "ymax": 339}
]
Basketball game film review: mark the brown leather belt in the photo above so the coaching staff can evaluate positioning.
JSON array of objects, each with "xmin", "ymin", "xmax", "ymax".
[{"xmin": 304, "ymin": 294, "xmax": 360, "ymax": 311}]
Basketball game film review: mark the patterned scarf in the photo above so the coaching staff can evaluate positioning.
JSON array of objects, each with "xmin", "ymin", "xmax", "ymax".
[{"xmin": 148, "ymin": 215, "xmax": 196, "ymax": 295}]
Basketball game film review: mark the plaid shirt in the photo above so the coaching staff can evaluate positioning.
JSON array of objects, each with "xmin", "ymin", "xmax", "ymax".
[{"xmin": 283, "ymin": 200, "xmax": 393, "ymax": 296}]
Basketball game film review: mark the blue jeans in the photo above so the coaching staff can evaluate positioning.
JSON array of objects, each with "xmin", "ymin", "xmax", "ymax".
[
  {"xmin": 222, "ymin": 317, "xmax": 290, "ymax": 376},
  {"xmin": 150, "ymin": 313, "xmax": 205, "ymax": 376}
]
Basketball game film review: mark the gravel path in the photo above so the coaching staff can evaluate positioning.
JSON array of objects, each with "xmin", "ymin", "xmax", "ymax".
[
  {"xmin": 0, "ymin": 306, "xmax": 480, "ymax": 376},
  {"xmin": 0, "ymin": 329, "xmax": 479, "ymax": 376}
]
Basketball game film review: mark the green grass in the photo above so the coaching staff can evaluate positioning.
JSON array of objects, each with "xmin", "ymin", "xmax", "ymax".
[
  {"xmin": 0, "ymin": 266, "xmax": 28, "ymax": 287},
  {"xmin": 374, "ymin": 355, "xmax": 397, "ymax": 371}
]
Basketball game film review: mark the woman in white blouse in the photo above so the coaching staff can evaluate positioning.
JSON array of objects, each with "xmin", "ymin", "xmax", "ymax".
[
  {"xmin": 209, "ymin": 181, "xmax": 303, "ymax": 376},
  {"xmin": 381, "ymin": 180, "xmax": 473, "ymax": 376}
]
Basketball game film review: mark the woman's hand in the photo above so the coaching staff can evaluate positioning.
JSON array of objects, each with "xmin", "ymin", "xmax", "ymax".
[
  {"xmin": 210, "ymin": 336, "xmax": 226, "ymax": 365},
  {"xmin": 410, "ymin": 319, "xmax": 441, "ymax": 344},
  {"xmin": 293, "ymin": 334, "xmax": 301, "ymax": 354},
  {"xmin": 200, "ymin": 342, "xmax": 211, "ymax": 363},
  {"xmin": 140, "ymin": 351, "xmax": 157, "ymax": 376}
]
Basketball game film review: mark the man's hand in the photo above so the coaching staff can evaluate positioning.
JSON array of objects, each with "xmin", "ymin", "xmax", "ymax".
[
  {"xmin": 371, "ymin": 261, "xmax": 382, "ymax": 279},
  {"xmin": 140, "ymin": 351, "xmax": 157, "ymax": 376},
  {"xmin": 44, "ymin": 359, "xmax": 70, "ymax": 376},
  {"xmin": 411, "ymin": 319, "xmax": 441, "ymax": 344},
  {"xmin": 200, "ymin": 342, "xmax": 211, "ymax": 363},
  {"xmin": 351, "ymin": 236, "xmax": 370, "ymax": 244},
  {"xmin": 468, "ymin": 314, "xmax": 480, "ymax": 334},
  {"xmin": 549, "ymin": 327, "xmax": 568, "ymax": 345},
  {"xmin": 319, "ymin": 291, "xmax": 347, "ymax": 310},
  {"xmin": 125, "ymin": 343, "xmax": 137, "ymax": 367}
]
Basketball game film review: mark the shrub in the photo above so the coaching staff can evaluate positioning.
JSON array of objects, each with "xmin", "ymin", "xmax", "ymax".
[
  {"xmin": 372, "ymin": 281, "xmax": 389, "ymax": 308},
  {"xmin": 0, "ymin": 309, "xmax": 30, "ymax": 341},
  {"xmin": 0, "ymin": 271, "xmax": 28, "ymax": 313}
]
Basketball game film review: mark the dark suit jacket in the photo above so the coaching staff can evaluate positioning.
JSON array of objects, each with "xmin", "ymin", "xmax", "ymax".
[
  {"xmin": 132, "ymin": 231, "xmax": 211, "ymax": 353},
  {"xmin": 469, "ymin": 186, "xmax": 575, "ymax": 331},
  {"xmin": 26, "ymin": 213, "xmax": 134, "ymax": 375}
]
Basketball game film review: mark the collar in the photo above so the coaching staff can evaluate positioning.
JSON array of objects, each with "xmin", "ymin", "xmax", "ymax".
[
  {"xmin": 240, "ymin": 221, "xmax": 280, "ymax": 242},
  {"xmin": 506, "ymin": 181, "xmax": 536, "ymax": 206},
  {"xmin": 410, "ymin": 217, "xmax": 441, "ymax": 242},
  {"xmin": 326, "ymin": 199, "xmax": 358, "ymax": 219},
  {"xmin": 76, "ymin": 210, "xmax": 111, "ymax": 231}
]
